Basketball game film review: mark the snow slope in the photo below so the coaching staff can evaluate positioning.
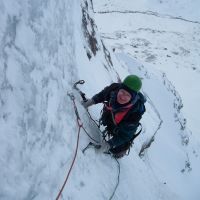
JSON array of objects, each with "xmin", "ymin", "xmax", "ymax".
[
  {"xmin": 93, "ymin": 0, "xmax": 200, "ymax": 199},
  {"xmin": 0, "ymin": 0, "xmax": 200, "ymax": 200},
  {"xmin": 93, "ymin": 0, "xmax": 200, "ymax": 143}
]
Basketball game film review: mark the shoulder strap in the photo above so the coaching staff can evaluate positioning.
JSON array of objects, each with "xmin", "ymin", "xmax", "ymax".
[
  {"xmin": 131, "ymin": 123, "xmax": 142, "ymax": 141},
  {"xmin": 138, "ymin": 92, "xmax": 147, "ymax": 103}
]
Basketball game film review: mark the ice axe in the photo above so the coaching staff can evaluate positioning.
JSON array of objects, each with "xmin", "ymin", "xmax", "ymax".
[{"xmin": 73, "ymin": 80, "xmax": 87, "ymax": 102}]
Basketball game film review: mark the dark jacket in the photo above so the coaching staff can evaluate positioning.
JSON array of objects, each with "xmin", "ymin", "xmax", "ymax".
[{"xmin": 92, "ymin": 83, "xmax": 146, "ymax": 147}]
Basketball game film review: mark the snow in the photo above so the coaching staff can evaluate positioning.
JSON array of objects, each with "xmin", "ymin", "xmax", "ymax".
[
  {"xmin": 0, "ymin": 0, "xmax": 200, "ymax": 200},
  {"xmin": 93, "ymin": 0, "xmax": 200, "ymax": 21},
  {"xmin": 93, "ymin": 0, "xmax": 200, "ymax": 199},
  {"xmin": 93, "ymin": 0, "xmax": 200, "ymax": 142}
]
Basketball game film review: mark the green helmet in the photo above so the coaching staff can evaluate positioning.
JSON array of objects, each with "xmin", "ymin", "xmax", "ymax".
[{"xmin": 123, "ymin": 75, "xmax": 142, "ymax": 92}]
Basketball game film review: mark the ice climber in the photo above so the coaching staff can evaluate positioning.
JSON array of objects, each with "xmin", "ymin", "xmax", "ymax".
[{"xmin": 82, "ymin": 75, "xmax": 146, "ymax": 157}]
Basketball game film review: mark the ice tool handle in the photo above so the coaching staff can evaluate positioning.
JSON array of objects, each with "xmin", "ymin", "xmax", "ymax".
[{"xmin": 73, "ymin": 80, "xmax": 87, "ymax": 102}]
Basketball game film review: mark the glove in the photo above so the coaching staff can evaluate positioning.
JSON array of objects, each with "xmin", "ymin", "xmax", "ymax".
[{"xmin": 81, "ymin": 98, "xmax": 94, "ymax": 109}]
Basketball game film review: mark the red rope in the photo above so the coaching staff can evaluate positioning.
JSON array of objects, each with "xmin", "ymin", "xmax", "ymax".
[
  {"xmin": 55, "ymin": 93, "xmax": 99, "ymax": 199},
  {"xmin": 55, "ymin": 96, "xmax": 82, "ymax": 200}
]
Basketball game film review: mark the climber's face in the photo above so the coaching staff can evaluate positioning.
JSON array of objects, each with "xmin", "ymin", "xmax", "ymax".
[{"xmin": 117, "ymin": 89, "xmax": 132, "ymax": 104}]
